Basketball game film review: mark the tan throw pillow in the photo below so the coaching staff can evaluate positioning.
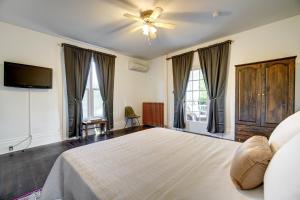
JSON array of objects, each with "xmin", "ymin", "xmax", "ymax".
[{"xmin": 230, "ymin": 136, "xmax": 273, "ymax": 190}]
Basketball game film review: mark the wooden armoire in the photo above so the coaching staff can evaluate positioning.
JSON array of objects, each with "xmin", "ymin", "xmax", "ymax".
[
  {"xmin": 143, "ymin": 102, "xmax": 164, "ymax": 127},
  {"xmin": 235, "ymin": 56, "xmax": 296, "ymax": 142}
]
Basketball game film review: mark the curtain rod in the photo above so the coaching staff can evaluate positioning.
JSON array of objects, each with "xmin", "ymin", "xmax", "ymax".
[
  {"xmin": 166, "ymin": 40, "xmax": 232, "ymax": 61},
  {"xmin": 59, "ymin": 43, "xmax": 117, "ymax": 58}
]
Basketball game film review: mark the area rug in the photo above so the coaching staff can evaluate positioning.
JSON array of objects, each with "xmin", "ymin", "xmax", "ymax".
[{"xmin": 14, "ymin": 189, "xmax": 41, "ymax": 200}]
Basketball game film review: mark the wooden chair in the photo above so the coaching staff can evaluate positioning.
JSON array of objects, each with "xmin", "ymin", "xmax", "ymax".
[{"xmin": 124, "ymin": 106, "xmax": 140, "ymax": 128}]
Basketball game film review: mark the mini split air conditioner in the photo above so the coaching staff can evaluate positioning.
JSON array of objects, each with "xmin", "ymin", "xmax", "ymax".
[{"xmin": 128, "ymin": 61, "xmax": 149, "ymax": 72}]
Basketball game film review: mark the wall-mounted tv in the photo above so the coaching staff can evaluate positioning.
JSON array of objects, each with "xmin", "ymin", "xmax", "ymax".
[{"xmin": 4, "ymin": 62, "xmax": 52, "ymax": 89}]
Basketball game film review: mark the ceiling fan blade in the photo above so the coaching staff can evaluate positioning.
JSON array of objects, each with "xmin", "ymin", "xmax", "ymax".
[
  {"xmin": 149, "ymin": 31, "xmax": 157, "ymax": 40},
  {"xmin": 130, "ymin": 25, "xmax": 143, "ymax": 33},
  {"xmin": 107, "ymin": 21, "xmax": 136, "ymax": 34},
  {"xmin": 124, "ymin": 13, "xmax": 144, "ymax": 22},
  {"xmin": 150, "ymin": 7, "xmax": 163, "ymax": 20},
  {"xmin": 103, "ymin": 0, "xmax": 139, "ymax": 11},
  {"xmin": 163, "ymin": 11, "xmax": 231, "ymax": 23},
  {"xmin": 153, "ymin": 0, "xmax": 174, "ymax": 7},
  {"xmin": 153, "ymin": 22, "xmax": 175, "ymax": 29}
]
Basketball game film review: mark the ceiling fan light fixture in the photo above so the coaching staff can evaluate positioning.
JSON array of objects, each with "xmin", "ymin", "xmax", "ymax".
[
  {"xmin": 212, "ymin": 11, "xmax": 219, "ymax": 18},
  {"xmin": 150, "ymin": 26, "xmax": 157, "ymax": 33},
  {"xmin": 142, "ymin": 24, "xmax": 157, "ymax": 36},
  {"xmin": 124, "ymin": 6, "xmax": 173, "ymax": 40},
  {"xmin": 143, "ymin": 24, "xmax": 149, "ymax": 35}
]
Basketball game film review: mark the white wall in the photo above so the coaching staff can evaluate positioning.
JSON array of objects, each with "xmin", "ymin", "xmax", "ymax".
[
  {"xmin": 152, "ymin": 15, "xmax": 300, "ymax": 139},
  {"xmin": 0, "ymin": 21, "xmax": 157, "ymax": 155},
  {"xmin": 146, "ymin": 56, "xmax": 168, "ymax": 125}
]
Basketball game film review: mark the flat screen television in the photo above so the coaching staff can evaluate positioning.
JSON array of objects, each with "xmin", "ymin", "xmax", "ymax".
[{"xmin": 4, "ymin": 62, "xmax": 52, "ymax": 89}]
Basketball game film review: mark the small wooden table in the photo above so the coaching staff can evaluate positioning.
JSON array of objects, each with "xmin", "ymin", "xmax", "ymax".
[{"xmin": 82, "ymin": 119, "xmax": 108, "ymax": 137}]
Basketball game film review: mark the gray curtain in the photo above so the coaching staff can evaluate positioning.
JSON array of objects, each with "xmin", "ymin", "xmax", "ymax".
[
  {"xmin": 172, "ymin": 51, "xmax": 194, "ymax": 129},
  {"xmin": 197, "ymin": 41, "xmax": 231, "ymax": 133},
  {"xmin": 64, "ymin": 44, "xmax": 92, "ymax": 138},
  {"xmin": 93, "ymin": 52, "xmax": 116, "ymax": 129}
]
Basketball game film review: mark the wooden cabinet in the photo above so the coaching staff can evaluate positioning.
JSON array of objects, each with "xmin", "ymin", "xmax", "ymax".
[
  {"xmin": 143, "ymin": 102, "xmax": 164, "ymax": 127},
  {"xmin": 235, "ymin": 56, "xmax": 296, "ymax": 142}
]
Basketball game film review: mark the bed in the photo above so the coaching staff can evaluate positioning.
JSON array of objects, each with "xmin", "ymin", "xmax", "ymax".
[{"xmin": 41, "ymin": 128, "xmax": 263, "ymax": 200}]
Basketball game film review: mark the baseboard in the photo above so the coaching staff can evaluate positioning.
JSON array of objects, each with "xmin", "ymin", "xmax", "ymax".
[
  {"xmin": 113, "ymin": 120, "xmax": 126, "ymax": 130},
  {"xmin": 113, "ymin": 120, "xmax": 143, "ymax": 131},
  {"xmin": 0, "ymin": 125, "xmax": 235, "ymax": 155},
  {"xmin": 0, "ymin": 131, "xmax": 62, "ymax": 155},
  {"xmin": 165, "ymin": 124, "xmax": 235, "ymax": 140},
  {"xmin": 224, "ymin": 128, "xmax": 235, "ymax": 140}
]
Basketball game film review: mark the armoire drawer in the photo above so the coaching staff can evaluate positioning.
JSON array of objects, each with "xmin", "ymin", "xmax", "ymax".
[{"xmin": 235, "ymin": 124, "xmax": 274, "ymax": 142}]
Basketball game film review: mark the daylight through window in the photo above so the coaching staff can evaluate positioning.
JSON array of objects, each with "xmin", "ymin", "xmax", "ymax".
[
  {"xmin": 82, "ymin": 60, "xmax": 104, "ymax": 119},
  {"xmin": 185, "ymin": 69, "xmax": 208, "ymax": 122}
]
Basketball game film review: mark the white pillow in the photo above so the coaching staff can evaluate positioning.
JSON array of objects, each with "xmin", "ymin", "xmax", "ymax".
[
  {"xmin": 268, "ymin": 111, "xmax": 300, "ymax": 152},
  {"xmin": 264, "ymin": 132, "xmax": 300, "ymax": 200}
]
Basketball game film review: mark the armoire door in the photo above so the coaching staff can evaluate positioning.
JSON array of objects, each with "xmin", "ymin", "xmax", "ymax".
[
  {"xmin": 261, "ymin": 58, "xmax": 295, "ymax": 127},
  {"xmin": 235, "ymin": 64, "xmax": 262, "ymax": 126}
]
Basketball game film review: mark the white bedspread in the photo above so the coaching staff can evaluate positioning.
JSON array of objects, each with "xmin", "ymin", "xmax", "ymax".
[{"xmin": 41, "ymin": 128, "xmax": 263, "ymax": 200}]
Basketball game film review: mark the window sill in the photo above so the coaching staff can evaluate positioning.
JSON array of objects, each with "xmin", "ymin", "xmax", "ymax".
[
  {"xmin": 83, "ymin": 116, "xmax": 105, "ymax": 121},
  {"xmin": 186, "ymin": 120, "xmax": 208, "ymax": 124}
]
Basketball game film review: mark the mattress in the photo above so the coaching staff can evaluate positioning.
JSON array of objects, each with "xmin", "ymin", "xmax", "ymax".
[{"xmin": 41, "ymin": 128, "xmax": 263, "ymax": 200}]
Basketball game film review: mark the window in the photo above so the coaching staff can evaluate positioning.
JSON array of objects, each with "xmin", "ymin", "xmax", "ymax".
[
  {"xmin": 82, "ymin": 60, "xmax": 104, "ymax": 119},
  {"xmin": 185, "ymin": 69, "xmax": 208, "ymax": 122}
]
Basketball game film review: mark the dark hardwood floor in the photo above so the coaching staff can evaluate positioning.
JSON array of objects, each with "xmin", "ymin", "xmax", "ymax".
[{"xmin": 0, "ymin": 126, "xmax": 150, "ymax": 200}]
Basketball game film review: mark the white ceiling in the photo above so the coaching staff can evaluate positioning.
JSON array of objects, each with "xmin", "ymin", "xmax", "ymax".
[{"xmin": 0, "ymin": 0, "xmax": 299, "ymax": 59}]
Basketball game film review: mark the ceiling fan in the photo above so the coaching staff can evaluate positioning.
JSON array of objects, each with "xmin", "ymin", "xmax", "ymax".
[{"xmin": 123, "ymin": 7, "xmax": 176, "ymax": 40}]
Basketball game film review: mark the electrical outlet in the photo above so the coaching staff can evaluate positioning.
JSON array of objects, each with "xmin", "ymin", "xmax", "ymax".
[{"xmin": 9, "ymin": 146, "xmax": 13, "ymax": 151}]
